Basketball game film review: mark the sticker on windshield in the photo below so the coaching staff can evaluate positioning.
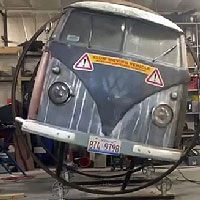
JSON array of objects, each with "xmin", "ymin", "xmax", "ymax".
[{"xmin": 67, "ymin": 35, "xmax": 80, "ymax": 42}]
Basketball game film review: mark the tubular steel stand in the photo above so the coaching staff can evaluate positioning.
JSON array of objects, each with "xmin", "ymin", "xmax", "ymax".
[
  {"xmin": 67, "ymin": 195, "xmax": 175, "ymax": 200},
  {"xmin": 12, "ymin": 10, "xmax": 200, "ymax": 199},
  {"xmin": 121, "ymin": 159, "xmax": 135, "ymax": 190},
  {"xmin": 51, "ymin": 167, "xmax": 175, "ymax": 200}
]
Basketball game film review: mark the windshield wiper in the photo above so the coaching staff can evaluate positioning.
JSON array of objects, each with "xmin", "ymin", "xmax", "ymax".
[{"xmin": 152, "ymin": 44, "xmax": 177, "ymax": 62}]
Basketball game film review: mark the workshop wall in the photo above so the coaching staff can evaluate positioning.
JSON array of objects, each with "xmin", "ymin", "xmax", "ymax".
[
  {"xmin": 0, "ymin": 11, "xmax": 58, "ymax": 107},
  {"xmin": 0, "ymin": 15, "xmax": 3, "ymax": 46},
  {"xmin": 0, "ymin": 55, "xmax": 19, "ymax": 107},
  {"xmin": 0, "ymin": 11, "xmax": 58, "ymax": 46},
  {"xmin": 0, "ymin": 83, "xmax": 11, "ymax": 107}
]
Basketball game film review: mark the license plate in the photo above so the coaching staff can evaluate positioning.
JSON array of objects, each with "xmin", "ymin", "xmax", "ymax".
[{"xmin": 87, "ymin": 136, "xmax": 121, "ymax": 155}]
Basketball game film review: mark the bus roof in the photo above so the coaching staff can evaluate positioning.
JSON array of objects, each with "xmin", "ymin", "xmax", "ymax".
[{"xmin": 70, "ymin": 1, "xmax": 183, "ymax": 33}]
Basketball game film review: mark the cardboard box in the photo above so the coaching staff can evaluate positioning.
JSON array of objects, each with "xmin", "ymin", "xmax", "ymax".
[{"xmin": 187, "ymin": 51, "xmax": 195, "ymax": 67}]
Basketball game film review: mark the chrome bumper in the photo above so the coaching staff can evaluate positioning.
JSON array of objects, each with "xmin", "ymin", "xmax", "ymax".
[{"xmin": 16, "ymin": 117, "xmax": 182, "ymax": 162}]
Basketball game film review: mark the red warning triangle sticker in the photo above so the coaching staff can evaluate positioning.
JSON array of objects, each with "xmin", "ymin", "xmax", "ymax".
[
  {"xmin": 145, "ymin": 69, "xmax": 164, "ymax": 88},
  {"xmin": 73, "ymin": 53, "xmax": 93, "ymax": 71}
]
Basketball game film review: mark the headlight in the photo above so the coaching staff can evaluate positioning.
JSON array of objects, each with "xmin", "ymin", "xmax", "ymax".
[
  {"xmin": 152, "ymin": 104, "xmax": 173, "ymax": 127},
  {"xmin": 48, "ymin": 82, "xmax": 70, "ymax": 104}
]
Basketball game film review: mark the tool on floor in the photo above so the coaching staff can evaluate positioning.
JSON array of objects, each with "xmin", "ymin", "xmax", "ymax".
[{"xmin": 0, "ymin": 193, "xmax": 25, "ymax": 199}]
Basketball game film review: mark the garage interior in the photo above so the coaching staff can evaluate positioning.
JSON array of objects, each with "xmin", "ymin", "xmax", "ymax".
[{"xmin": 1, "ymin": 0, "xmax": 200, "ymax": 200}]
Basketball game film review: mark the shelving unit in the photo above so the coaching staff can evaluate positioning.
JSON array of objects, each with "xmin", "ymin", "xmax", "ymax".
[
  {"xmin": 177, "ymin": 22, "xmax": 199, "ymax": 57},
  {"xmin": 0, "ymin": 47, "xmax": 22, "ymax": 107},
  {"xmin": 188, "ymin": 89, "xmax": 199, "ymax": 92},
  {"xmin": 186, "ymin": 112, "xmax": 200, "ymax": 115},
  {"xmin": 0, "ymin": 46, "xmax": 22, "ymax": 55},
  {"xmin": 0, "ymin": 47, "xmax": 41, "ymax": 115},
  {"xmin": 176, "ymin": 21, "xmax": 200, "ymax": 146},
  {"xmin": 0, "ymin": 47, "xmax": 39, "ymax": 109},
  {"xmin": 20, "ymin": 50, "xmax": 41, "ymax": 118},
  {"xmin": 0, "ymin": 47, "xmax": 40, "ymax": 172}
]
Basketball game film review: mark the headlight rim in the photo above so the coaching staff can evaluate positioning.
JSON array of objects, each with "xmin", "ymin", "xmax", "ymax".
[
  {"xmin": 152, "ymin": 103, "xmax": 173, "ymax": 128},
  {"xmin": 48, "ymin": 81, "xmax": 71, "ymax": 105}
]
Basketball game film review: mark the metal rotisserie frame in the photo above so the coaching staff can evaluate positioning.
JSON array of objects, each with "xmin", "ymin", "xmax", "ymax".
[{"xmin": 16, "ymin": 1, "xmax": 190, "ymax": 162}]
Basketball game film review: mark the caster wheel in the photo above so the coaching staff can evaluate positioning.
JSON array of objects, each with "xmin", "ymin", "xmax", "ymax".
[
  {"xmin": 156, "ymin": 177, "xmax": 172, "ymax": 195},
  {"xmin": 142, "ymin": 165, "xmax": 155, "ymax": 177}
]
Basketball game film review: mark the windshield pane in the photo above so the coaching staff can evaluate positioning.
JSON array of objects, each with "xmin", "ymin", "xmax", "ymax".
[
  {"xmin": 91, "ymin": 15, "xmax": 124, "ymax": 51},
  {"xmin": 59, "ymin": 11, "xmax": 124, "ymax": 52},
  {"xmin": 59, "ymin": 10, "xmax": 181, "ymax": 67},
  {"xmin": 124, "ymin": 19, "xmax": 181, "ymax": 67},
  {"xmin": 59, "ymin": 11, "xmax": 91, "ymax": 44}
]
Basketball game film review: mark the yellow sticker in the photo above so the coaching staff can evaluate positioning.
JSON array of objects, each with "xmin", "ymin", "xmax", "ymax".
[{"xmin": 89, "ymin": 53, "xmax": 155, "ymax": 75}]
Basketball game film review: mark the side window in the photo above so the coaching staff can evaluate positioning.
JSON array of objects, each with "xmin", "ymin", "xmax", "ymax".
[
  {"xmin": 91, "ymin": 15, "xmax": 125, "ymax": 51},
  {"xmin": 59, "ymin": 11, "xmax": 91, "ymax": 45}
]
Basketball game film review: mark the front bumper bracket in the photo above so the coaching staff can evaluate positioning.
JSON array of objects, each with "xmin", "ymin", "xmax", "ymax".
[{"xmin": 16, "ymin": 117, "xmax": 182, "ymax": 162}]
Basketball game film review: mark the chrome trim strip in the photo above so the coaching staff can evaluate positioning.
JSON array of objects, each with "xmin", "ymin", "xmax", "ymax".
[{"xmin": 133, "ymin": 145, "xmax": 181, "ymax": 161}]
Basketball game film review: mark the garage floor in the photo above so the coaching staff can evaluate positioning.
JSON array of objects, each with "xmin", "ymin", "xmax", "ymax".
[{"xmin": 0, "ymin": 166, "xmax": 200, "ymax": 200}]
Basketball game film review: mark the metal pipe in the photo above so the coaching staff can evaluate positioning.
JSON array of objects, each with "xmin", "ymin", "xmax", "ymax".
[
  {"xmin": 3, "ymin": 10, "xmax": 8, "ymax": 46},
  {"xmin": 0, "ymin": 10, "xmax": 8, "ymax": 46},
  {"xmin": 28, "ymin": 51, "xmax": 49, "ymax": 119}
]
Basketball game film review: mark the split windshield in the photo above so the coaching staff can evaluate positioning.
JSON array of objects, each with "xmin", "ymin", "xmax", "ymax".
[{"xmin": 59, "ymin": 10, "xmax": 181, "ymax": 67}]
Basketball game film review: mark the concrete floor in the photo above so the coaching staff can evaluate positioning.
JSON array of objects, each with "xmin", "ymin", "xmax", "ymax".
[{"xmin": 0, "ymin": 166, "xmax": 200, "ymax": 200}]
